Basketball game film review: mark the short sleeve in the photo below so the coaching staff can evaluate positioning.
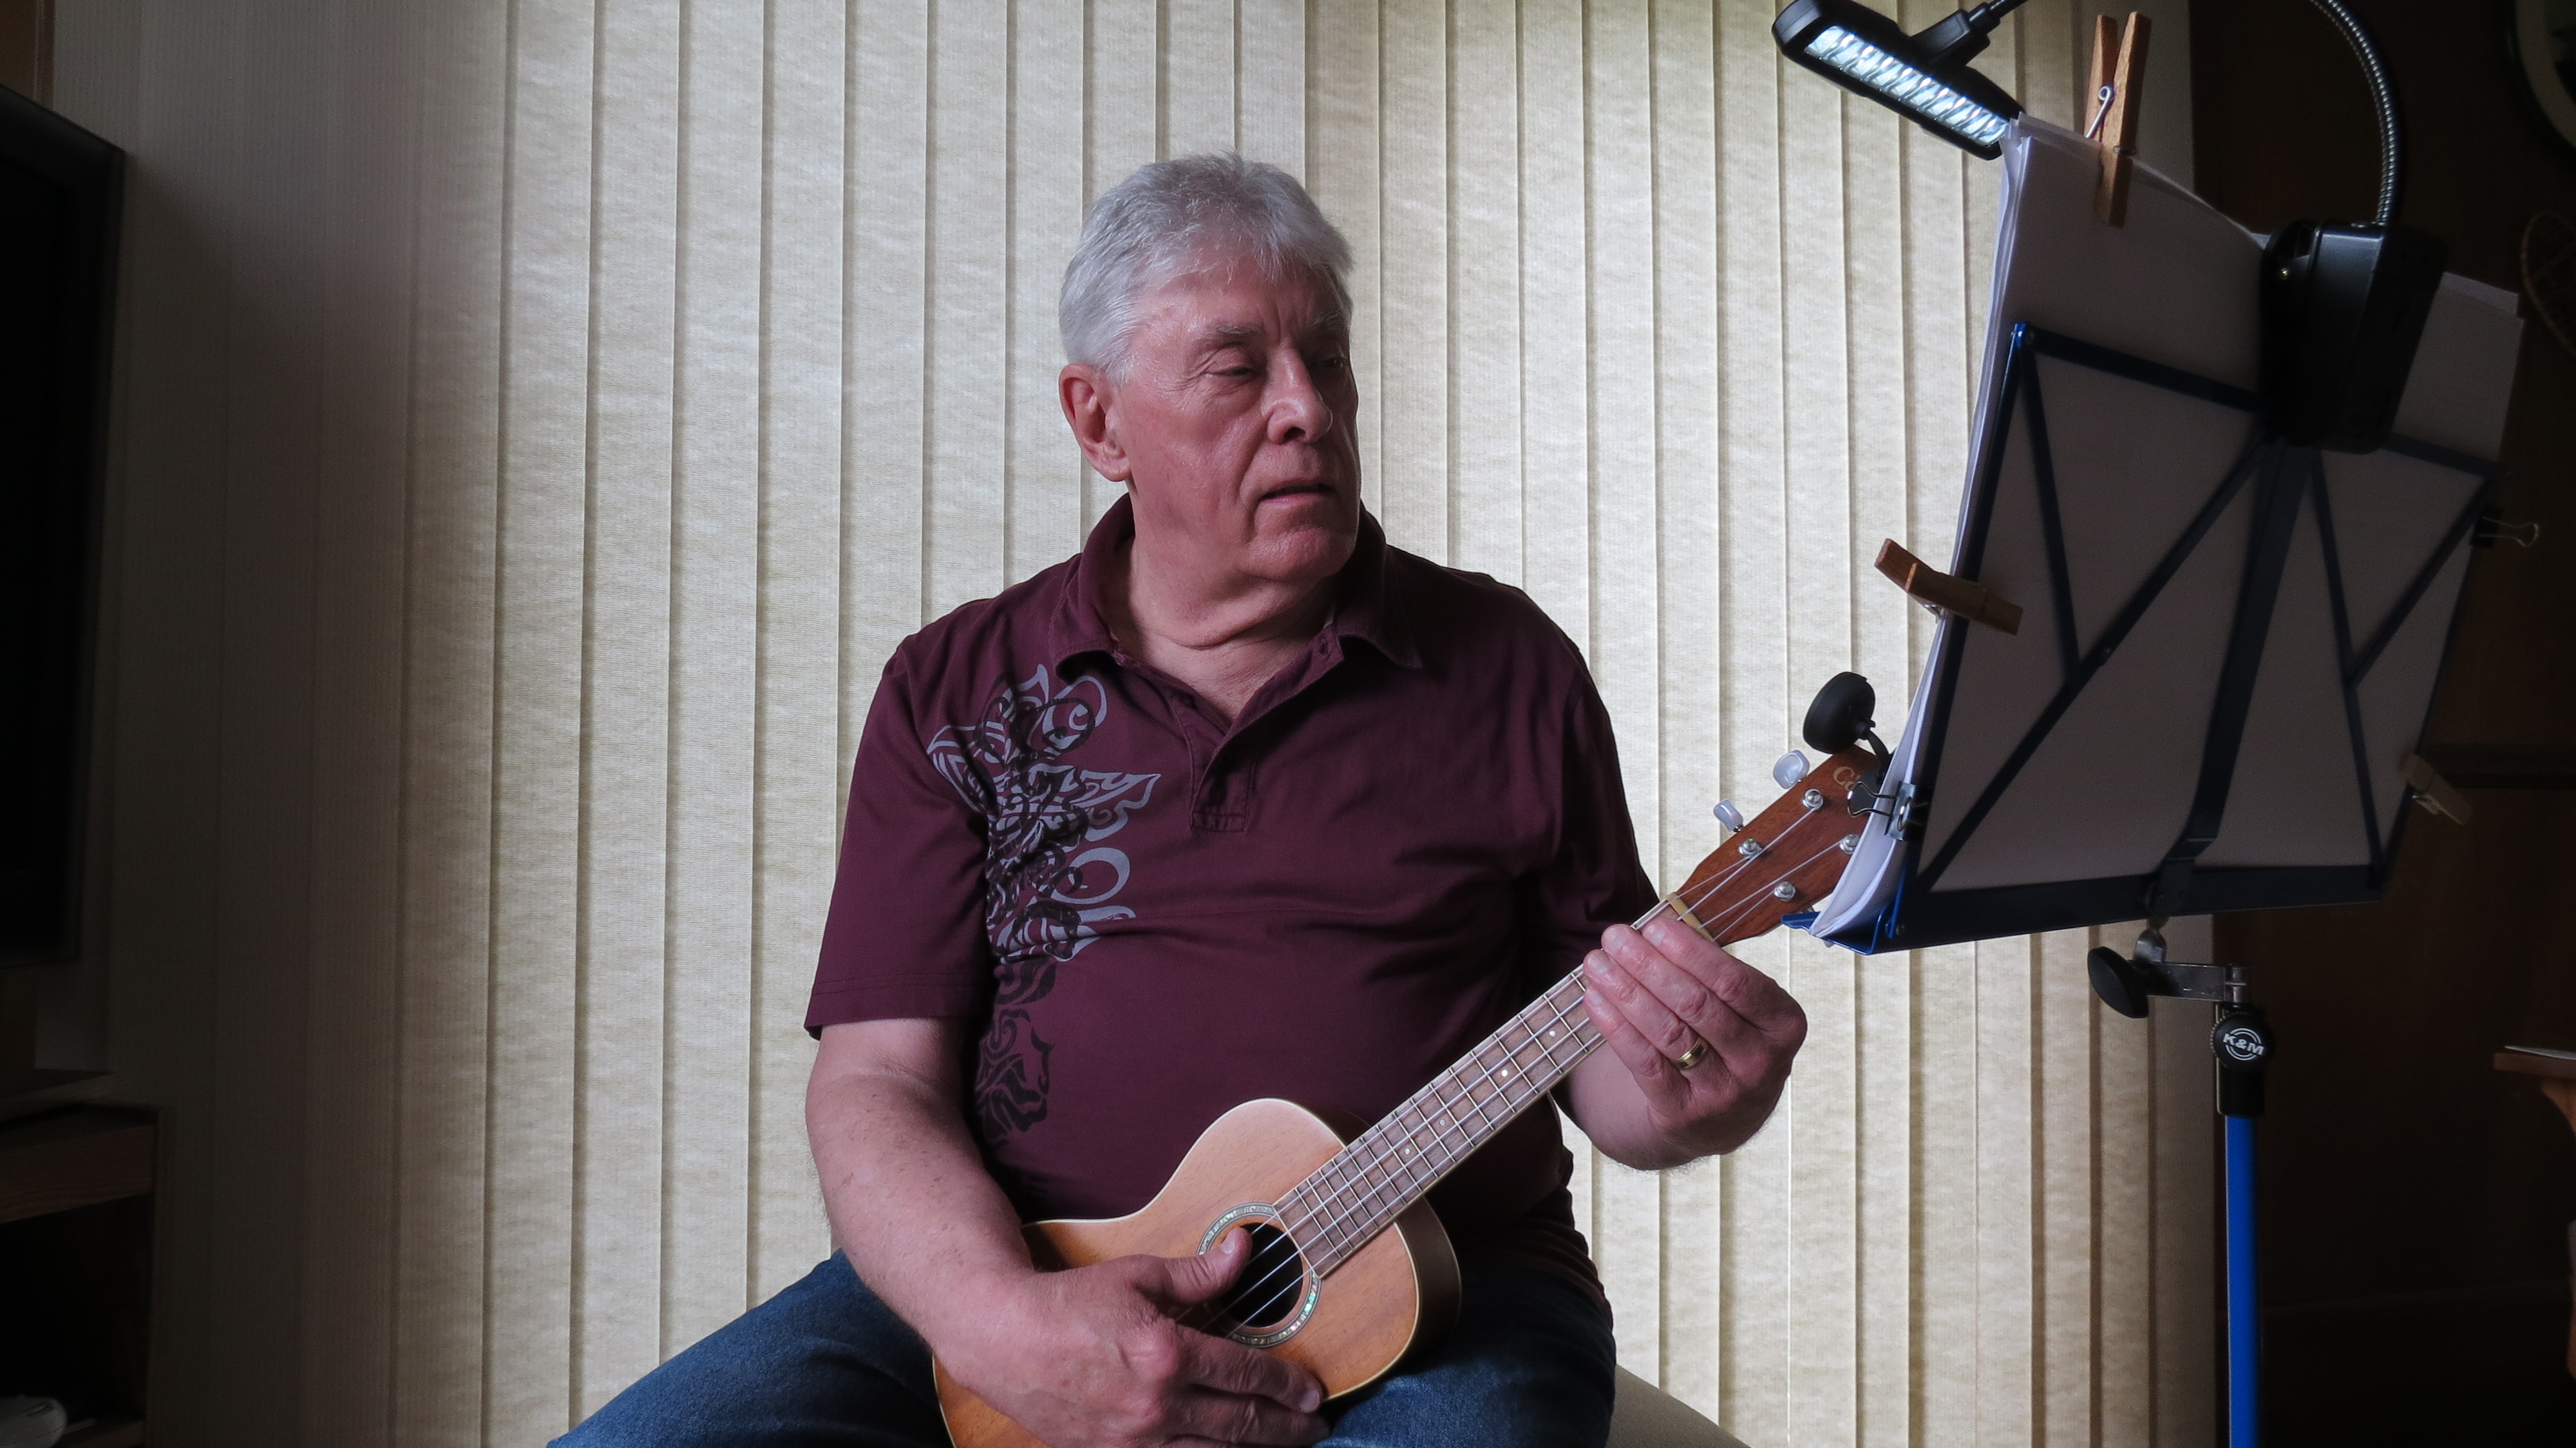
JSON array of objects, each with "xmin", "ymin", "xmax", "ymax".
[
  {"xmin": 804, "ymin": 652, "xmax": 996, "ymax": 1033},
  {"xmin": 1517, "ymin": 653, "xmax": 1659, "ymax": 989}
]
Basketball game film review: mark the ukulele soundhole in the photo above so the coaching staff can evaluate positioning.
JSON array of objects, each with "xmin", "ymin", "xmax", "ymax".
[{"xmin": 1199, "ymin": 1205, "xmax": 1318, "ymax": 1348}]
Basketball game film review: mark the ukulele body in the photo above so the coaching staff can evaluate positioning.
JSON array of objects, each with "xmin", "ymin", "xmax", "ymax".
[{"xmin": 933, "ymin": 1098, "xmax": 1462, "ymax": 1448}]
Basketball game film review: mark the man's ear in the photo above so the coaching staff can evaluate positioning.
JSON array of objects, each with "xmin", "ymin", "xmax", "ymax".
[{"xmin": 1060, "ymin": 365, "xmax": 1134, "ymax": 482}]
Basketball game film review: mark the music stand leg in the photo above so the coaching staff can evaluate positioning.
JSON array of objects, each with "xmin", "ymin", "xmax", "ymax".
[
  {"xmin": 2225, "ymin": 1112, "xmax": 2259, "ymax": 1447},
  {"xmin": 2213, "ymin": 990, "xmax": 2271, "ymax": 1447},
  {"xmin": 2094, "ymin": 938, "xmax": 2273, "ymax": 1440}
]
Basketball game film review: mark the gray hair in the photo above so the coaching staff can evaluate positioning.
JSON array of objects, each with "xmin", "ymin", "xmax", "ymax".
[{"xmin": 1060, "ymin": 153, "xmax": 1354, "ymax": 377}]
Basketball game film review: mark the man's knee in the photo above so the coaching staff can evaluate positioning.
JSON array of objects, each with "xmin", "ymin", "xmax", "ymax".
[
  {"xmin": 554, "ymin": 1255, "xmax": 943, "ymax": 1448},
  {"xmin": 1325, "ymin": 1264, "xmax": 1616, "ymax": 1448}
]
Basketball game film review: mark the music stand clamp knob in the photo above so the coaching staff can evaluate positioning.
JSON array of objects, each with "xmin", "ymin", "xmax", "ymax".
[{"xmin": 2088, "ymin": 944, "xmax": 2269, "ymax": 1118}]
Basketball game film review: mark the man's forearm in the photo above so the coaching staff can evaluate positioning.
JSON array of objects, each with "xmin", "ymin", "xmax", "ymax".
[{"xmin": 806, "ymin": 1042, "xmax": 1034, "ymax": 1350}]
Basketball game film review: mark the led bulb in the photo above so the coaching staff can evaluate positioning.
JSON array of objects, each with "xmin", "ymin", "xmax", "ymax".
[{"xmin": 1804, "ymin": 26, "xmax": 2013, "ymax": 151}]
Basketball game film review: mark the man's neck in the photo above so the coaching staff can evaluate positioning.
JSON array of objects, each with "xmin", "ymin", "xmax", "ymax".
[{"xmin": 1109, "ymin": 527, "xmax": 1337, "ymax": 725}]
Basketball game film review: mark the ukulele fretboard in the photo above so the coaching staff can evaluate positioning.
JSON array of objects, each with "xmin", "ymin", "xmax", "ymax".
[{"xmin": 1271, "ymin": 949, "xmax": 1618, "ymax": 1277}]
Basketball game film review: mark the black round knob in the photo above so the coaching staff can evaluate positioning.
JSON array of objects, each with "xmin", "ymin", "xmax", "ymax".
[
  {"xmin": 2213, "ymin": 1009, "xmax": 2272, "ymax": 1069},
  {"xmin": 1802, "ymin": 672, "xmax": 1877, "ymax": 754},
  {"xmin": 2087, "ymin": 946, "xmax": 2154, "ymax": 1020}
]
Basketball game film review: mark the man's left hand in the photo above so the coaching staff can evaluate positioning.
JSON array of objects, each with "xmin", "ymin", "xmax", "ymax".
[{"xmin": 1568, "ymin": 917, "xmax": 1807, "ymax": 1169}]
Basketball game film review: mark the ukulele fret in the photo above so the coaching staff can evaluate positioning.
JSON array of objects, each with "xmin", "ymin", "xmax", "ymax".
[{"xmin": 1300, "ymin": 969, "xmax": 1604, "ymax": 1275}]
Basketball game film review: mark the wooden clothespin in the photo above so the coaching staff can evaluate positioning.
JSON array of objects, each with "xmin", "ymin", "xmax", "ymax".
[
  {"xmin": 2398, "ymin": 752, "xmax": 2474, "ymax": 824},
  {"xmin": 1875, "ymin": 539, "xmax": 2023, "ymax": 634},
  {"xmin": 2087, "ymin": 12, "xmax": 2151, "ymax": 227}
]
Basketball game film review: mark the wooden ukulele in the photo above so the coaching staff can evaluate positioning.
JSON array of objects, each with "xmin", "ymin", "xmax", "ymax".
[{"xmin": 936, "ymin": 735, "xmax": 1881, "ymax": 1447}]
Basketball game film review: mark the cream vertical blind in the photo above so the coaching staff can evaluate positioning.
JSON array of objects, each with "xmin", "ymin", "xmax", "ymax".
[{"xmin": 53, "ymin": 1, "xmax": 2213, "ymax": 1443}]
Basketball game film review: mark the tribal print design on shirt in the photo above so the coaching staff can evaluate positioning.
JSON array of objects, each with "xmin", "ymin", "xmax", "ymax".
[{"xmin": 927, "ymin": 665, "xmax": 1159, "ymax": 1139}]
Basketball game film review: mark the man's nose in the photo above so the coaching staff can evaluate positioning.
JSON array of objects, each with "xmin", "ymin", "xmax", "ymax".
[{"xmin": 1267, "ymin": 353, "xmax": 1332, "ymax": 442}]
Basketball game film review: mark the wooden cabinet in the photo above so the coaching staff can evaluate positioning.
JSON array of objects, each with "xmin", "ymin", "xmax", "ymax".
[{"xmin": 0, "ymin": 1107, "xmax": 154, "ymax": 1447}]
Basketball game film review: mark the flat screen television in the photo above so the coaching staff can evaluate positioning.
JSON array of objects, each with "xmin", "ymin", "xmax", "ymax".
[{"xmin": 0, "ymin": 84, "xmax": 119, "ymax": 967}]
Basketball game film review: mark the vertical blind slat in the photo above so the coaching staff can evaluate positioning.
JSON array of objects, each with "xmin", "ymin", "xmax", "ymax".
[
  {"xmin": 301, "ymin": 1, "xmax": 420, "ymax": 1441},
  {"xmin": 576, "ymin": 0, "xmax": 683, "ymax": 1412},
  {"xmin": 1006, "ymin": 0, "xmax": 1088, "ymax": 586},
  {"xmin": 843, "ymin": 0, "xmax": 933, "ymax": 754},
  {"xmin": 1582, "ymin": 0, "xmax": 1667, "ymax": 1384},
  {"xmin": 665, "ymin": 0, "xmax": 769, "ymax": 1359},
  {"xmin": 390, "ymin": 0, "xmax": 512, "ymax": 1436},
  {"xmin": 752, "ymin": 0, "xmax": 853, "ymax": 1309},
  {"xmin": 1238, "ymin": 0, "xmax": 1307, "ymax": 178},
  {"xmin": 924, "ymin": 0, "xmax": 1013, "ymax": 619},
  {"xmin": 1447, "ymin": 0, "xmax": 1522, "ymax": 586},
  {"xmin": 484, "ymin": 0, "xmax": 601, "ymax": 1435},
  {"xmin": 1372, "ymin": 0, "xmax": 1446, "ymax": 561},
  {"xmin": 1643, "ymin": 0, "xmax": 1725, "ymax": 1402}
]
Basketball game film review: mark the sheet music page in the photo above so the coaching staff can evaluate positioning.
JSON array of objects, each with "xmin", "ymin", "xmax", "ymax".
[{"xmin": 1812, "ymin": 119, "xmax": 2521, "ymax": 947}]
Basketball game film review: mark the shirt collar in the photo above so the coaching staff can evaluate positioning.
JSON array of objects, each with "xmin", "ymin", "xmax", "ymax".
[{"xmin": 1049, "ymin": 493, "xmax": 1422, "ymax": 672}]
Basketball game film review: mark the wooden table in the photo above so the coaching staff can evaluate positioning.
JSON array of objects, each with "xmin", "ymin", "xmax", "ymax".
[{"xmin": 2496, "ymin": 1047, "xmax": 2576, "ymax": 1377}]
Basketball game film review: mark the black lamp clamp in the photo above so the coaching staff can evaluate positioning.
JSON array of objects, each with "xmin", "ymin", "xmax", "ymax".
[
  {"xmin": 2254, "ymin": 0, "xmax": 2445, "ymax": 455},
  {"xmin": 2088, "ymin": 928, "xmax": 2273, "ymax": 1119}
]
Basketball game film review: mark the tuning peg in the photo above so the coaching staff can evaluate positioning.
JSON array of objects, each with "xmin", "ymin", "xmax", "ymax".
[
  {"xmin": 1712, "ymin": 799, "xmax": 1745, "ymax": 833},
  {"xmin": 1772, "ymin": 750, "xmax": 1812, "ymax": 789}
]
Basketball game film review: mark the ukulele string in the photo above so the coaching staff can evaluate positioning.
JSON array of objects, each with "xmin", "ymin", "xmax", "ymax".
[
  {"xmin": 1176, "ymin": 967, "xmax": 1597, "ymax": 1330},
  {"xmin": 1298, "ymin": 986, "xmax": 1602, "ymax": 1286},
  {"xmin": 1283, "ymin": 786, "xmax": 1847, "ymax": 1265},
  {"xmin": 1177, "ymin": 808, "xmax": 1853, "ymax": 1338},
  {"xmin": 1277, "ymin": 982, "xmax": 1597, "ymax": 1286},
  {"xmin": 1285, "ymin": 830, "xmax": 1844, "ymax": 1278},
  {"xmin": 1665, "ymin": 788, "xmax": 1852, "ymax": 931},
  {"xmin": 1293, "ymin": 1006, "xmax": 1569, "ymax": 1265},
  {"xmin": 1197, "ymin": 1003, "xmax": 1586, "ymax": 1335},
  {"xmin": 1692, "ymin": 835, "xmax": 1852, "ymax": 944}
]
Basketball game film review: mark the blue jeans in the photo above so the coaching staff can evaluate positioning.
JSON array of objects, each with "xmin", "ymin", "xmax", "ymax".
[{"xmin": 556, "ymin": 1252, "xmax": 1614, "ymax": 1448}]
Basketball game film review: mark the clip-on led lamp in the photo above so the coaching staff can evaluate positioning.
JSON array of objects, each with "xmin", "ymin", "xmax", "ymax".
[{"xmin": 1771, "ymin": 0, "xmax": 2032, "ymax": 158}]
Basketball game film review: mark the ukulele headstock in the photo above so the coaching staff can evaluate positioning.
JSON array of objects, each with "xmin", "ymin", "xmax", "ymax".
[{"xmin": 1667, "ymin": 745, "xmax": 1879, "ymax": 946}]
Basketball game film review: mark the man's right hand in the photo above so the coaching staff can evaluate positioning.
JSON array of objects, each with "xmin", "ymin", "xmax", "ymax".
[{"xmin": 936, "ymin": 1228, "xmax": 1330, "ymax": 1447}]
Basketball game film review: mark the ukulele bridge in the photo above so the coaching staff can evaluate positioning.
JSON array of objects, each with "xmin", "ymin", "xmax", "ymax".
[{"xmin": 1200, "ymin": 1202, "xmax": 1320, "ymax": 1348}]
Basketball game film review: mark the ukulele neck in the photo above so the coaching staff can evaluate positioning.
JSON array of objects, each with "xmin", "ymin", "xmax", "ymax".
[
  {"xmin": 1265, "ymin": 743, "xmax": 1874, "ymax": 1280},
  {"xmin": 1276, "ymin": 897, "xmax": 1685, "ymax": 1277},
  {"xmin": 1276, "ymin": 972, "xmax": 1595, "ymax": 1278}
]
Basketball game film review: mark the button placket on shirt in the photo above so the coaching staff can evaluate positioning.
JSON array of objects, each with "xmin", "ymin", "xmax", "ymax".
[
  {"xmin": 1164, "ymin": 631, "xmax": 1350, "ymax": 835},
  {"xmin": 1168, "ymin": 692, "xmax": 1247, "ymax": 833}
]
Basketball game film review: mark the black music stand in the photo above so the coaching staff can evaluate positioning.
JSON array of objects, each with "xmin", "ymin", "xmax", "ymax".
[
  {"xmin": 1810, "ymin": 322, "xmax": 2502, "ymax": 955},
  {"xmin": 1801, "ymin": 312, "xmax": 2509, "ymax": 1447}
]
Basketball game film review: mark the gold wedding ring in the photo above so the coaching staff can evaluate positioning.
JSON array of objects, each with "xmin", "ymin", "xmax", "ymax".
[{"xmin": 1670, "ymin": 1039, "xmax": 1710, "ymax": 1071}]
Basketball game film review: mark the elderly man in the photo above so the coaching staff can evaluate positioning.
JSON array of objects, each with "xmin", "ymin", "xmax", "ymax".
[{"xmin": 562, "ymin": 155, "xmax": 1804, "ymax": 1448}]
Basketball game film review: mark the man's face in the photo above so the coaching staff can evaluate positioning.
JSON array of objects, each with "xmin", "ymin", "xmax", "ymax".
[{"xmin": 1071, "ymin": 249, "xmax": 1362, "ymax": 591}]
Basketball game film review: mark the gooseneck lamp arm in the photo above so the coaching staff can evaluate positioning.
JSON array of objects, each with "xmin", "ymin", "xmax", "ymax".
[
  {"xmin": 1912, "ymin": 0, "xmax": 2040, "ymax": 70},
  {"xmin": 2304, "ymin": 0, "xmax": 2402, "ymax": 225}
]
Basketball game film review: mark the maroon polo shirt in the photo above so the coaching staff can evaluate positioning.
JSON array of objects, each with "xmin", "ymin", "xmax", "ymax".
[{"xmin": 808, "ymin": 496, "xmax": 1655, "ymax": 1295}]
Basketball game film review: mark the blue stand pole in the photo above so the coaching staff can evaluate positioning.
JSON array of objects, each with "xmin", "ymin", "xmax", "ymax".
[{"xmin": 2225, "ymin": 1112, "xmax": 2259, "ymax": 1447}]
